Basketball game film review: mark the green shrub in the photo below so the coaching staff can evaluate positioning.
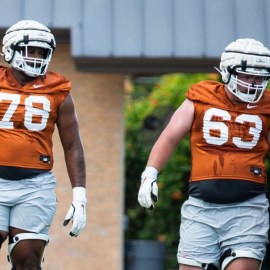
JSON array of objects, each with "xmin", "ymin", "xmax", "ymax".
[{"xmin": 124, "ymin": 73, "xmax": 214, "ymax": 268}]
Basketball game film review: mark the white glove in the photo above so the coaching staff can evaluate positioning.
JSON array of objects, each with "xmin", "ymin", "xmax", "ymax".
[
  {"xmin": 63, "ymin": 187, "xmax": 87, "ymax": 237},
  {"xmin": 138, "ymin": 166, "xmax": 158, "ymax": 209}
]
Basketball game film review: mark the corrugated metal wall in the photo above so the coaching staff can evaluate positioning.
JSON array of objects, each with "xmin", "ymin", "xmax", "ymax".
[{"xmin": 0, "ymin": 0, "xmax": 269, "ymax": 72}]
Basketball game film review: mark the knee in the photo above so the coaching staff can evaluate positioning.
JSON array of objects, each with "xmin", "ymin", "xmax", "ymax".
[
  {"xmin": 11, "ymin": 266, "xmax": 42, "ymax": 270},
  {"xmin": 8, "ymin": 233, "xmax": 48, "ymax": 269},
  {"xmin": 221, "ymin": 248, "xmax": 262, "ymax": 270},
  {"xmin": 11, "ymin": 263, "xmax": 42, "ymax": 270},
  {"xmin": 13, "ymin": 254, "xmax": 41, "ymax": 269}
]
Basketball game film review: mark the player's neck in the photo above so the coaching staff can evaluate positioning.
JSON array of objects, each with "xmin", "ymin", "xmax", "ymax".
[
  {"xmin": 224, "ymin": 85, "xmax": 241, "ymax": 104},
  {"xmin": 11, "ymin": 67, "xmax": 36, "ymax": 86}
]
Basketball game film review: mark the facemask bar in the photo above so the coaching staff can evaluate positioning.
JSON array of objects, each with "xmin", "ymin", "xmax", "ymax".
[
  {"xmin": 228, "ymin": 75, "xmax": 268, "ymax": 103},
  {"xmin": 227, "ymin": 67, "xmax": 270, "ymax": 103},
  {"xmin": 11, "ymin": 43, "xmax": 53, "ymax": 77}
]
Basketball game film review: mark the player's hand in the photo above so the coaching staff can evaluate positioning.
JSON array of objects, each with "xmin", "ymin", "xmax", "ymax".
[
  {"xmin": 138, "ymin": 166, "xmax": 158, "ymax": 209},
  {"xmin": 63, "ymin": 187, "xmax": 87, "ymax": 237}
]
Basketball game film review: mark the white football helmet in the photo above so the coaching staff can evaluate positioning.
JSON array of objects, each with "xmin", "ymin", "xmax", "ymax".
[
  {"xmin": 219, "ymin": 38, "xmax": 270, "ymax": 103},
  {"xmin": 2, "ymin": 20, "xmax": 56, "ymax": 77}
]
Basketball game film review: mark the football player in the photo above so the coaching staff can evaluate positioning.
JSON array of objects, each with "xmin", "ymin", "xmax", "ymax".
[
  {"xmin": 138, "ymin": 38, "xmax": 270, "ymax": 270},
  {"xmin": 0, "ymin": 20, "xmax": 87, "ymax": 269}
]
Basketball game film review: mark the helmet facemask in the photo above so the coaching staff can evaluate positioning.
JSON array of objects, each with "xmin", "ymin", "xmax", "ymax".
[
  {"xmin": 227, "ymin": 67, "xmax": 270, "ymax": 103},
  {"xmin": 11, "ymin": 41, "xmax": 54, "ymax": 77},
  {"xmin": 218, "ymin": 38, "xmax": 270, "ymax": 103}
]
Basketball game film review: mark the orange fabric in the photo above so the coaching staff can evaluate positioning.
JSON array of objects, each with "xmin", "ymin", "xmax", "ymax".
[
  {"xmin": 0, "ymin": 66, "xmax": 70, "ymax": 170},
  {"xmin": 186, "ymin": 80, "xmax": 270, "ymax": 184}
]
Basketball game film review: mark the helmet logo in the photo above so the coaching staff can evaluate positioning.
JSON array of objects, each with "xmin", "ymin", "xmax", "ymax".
[{"xmin": 256, "ymin": 59, "xmax": 265, "ymax": 64}]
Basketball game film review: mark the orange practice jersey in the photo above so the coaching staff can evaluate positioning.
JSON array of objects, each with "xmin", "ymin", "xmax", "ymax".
[
  {"xmin": 0, "ymin": 66, "xmax": 70, "ymax": 170},
  {"xmin": 186, "ymin": 80, "xmax": 270, "ymax": 185}
]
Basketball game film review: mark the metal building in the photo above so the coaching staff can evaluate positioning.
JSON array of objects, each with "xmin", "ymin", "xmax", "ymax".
[{"xmin": 0, "ymin": 0, "xmax": 269, "ymax": 73}]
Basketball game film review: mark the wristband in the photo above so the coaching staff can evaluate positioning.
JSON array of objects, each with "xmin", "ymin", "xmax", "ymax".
[
  {"xmin": 143, "ymin": 166, "xmax": 158, "ymax": 179},
  {"xmin": 72, "ymin": 187, "xmax": 87, "ymax": 203}
]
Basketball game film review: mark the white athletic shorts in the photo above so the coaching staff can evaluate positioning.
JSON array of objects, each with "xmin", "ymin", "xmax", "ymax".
[
  {"xmin": 0, "ymin": 171, "xmax": 57, "ymax": 234},
  {"xmin": 177, "ymin": 194, "xmax": 269, "ymax": 268}
]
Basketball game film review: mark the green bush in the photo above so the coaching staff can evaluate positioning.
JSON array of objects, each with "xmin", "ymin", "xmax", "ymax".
[{"xmin": 124, "ymin": 73, "xmax": 214, "ymax": 268}]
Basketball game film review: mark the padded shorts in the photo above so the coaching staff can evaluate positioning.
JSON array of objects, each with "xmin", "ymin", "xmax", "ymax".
[
  {"xmin": 0, "ymin": 171, "xmax": 57, "ymax": 234},
  {"xmin": 177, "ymin": 194, "xmax": 269, "ymax": 268}
]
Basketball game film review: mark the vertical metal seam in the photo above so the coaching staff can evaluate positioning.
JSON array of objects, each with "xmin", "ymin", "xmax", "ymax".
[
  {"xmin": 20, "ymin": 0, "xmax": 25, "ymax": 19},
  {"xmin": 80, "ymin": 0, "xmax": 85, "ymax": 54},
  {"xmin": 170, "ymin": 0, "xmax": 176, "ymax": 57},
  {"xmin": 49, "ymin": 0, "xmax": 54, "ymax": 27},
  {"xmin": 262, "ymin": 0, "xmax": 269, "ymax": 46},
  {"xmin": 140, "ymin": 0, "xmax": 145, "ymax": 56},
  {"xmin": 110, "ymin": 0, "xmax": 115, "ymax": 56},
  {"xmin": 231, "ymin": 0, "xmax": 238, "ymax": 39},
  {"xmin": 201, "ymin": 0, "xmax": 207, "ymax": 56}
]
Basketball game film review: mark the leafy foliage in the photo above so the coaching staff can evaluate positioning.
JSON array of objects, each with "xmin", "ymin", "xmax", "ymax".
[{"xmin": 124, "ymin": 73, "xmax": 214, "ymax": 267}]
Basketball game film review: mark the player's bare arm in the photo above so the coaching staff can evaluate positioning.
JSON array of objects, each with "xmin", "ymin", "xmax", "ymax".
[
  {"xmin": 57, "ymin": 93, "xmax": 87, "ymax": 237},
  {"xmin": 138, "ymin": 99, "xmax": 194, "ymax": 209},
  {"xmin": 147, "ymin": 98, "xmax": 194, "ymax": 171},
  {"xmin": 57, "ymin": 93, "xmax": 86, "ymax": 188}
]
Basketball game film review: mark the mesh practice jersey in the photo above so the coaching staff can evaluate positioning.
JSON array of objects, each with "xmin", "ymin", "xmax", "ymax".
[
  {"xmin": 186, "ymin": 80, "xmax": 270, "ymax": 185},
  {"xmin": 0, "ymin": 66, "xmax": 70, "ymax": 170}
]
